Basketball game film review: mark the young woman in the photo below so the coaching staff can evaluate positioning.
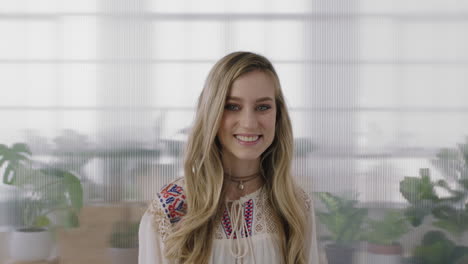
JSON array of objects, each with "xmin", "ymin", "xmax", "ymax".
[{"xmin": 139, "ymin": 52, "xmax": 325, "ymax": 264}]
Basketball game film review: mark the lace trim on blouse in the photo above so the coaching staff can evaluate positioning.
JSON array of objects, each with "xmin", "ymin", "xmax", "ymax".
[
  {"xmin": 148, "ymin": 192, "xmax": 172, "ymax": 241},
  {"xmin": 214, "ymin": 187, "xmax": 282, "ymax": 239},
  {"xmin": 148, "ymin": 178, "xmax": 186, "ymax": 242},
  {"xmin": 147, "ymin": 178, "xmax": 312, "ymax": 242}
]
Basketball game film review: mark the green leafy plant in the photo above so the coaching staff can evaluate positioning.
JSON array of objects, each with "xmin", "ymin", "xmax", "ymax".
[
  {"xmin": 431, "ymin": 138, "xmax": 468, "ymax": 199},
  {"xmin": 19, "ymin": 167, "xmax": 83, "ymax": 228},
  {"xmin": 315, "ymin": 192, "xmax": 368, "ymax": 246},
  {"xmin": 404, "ymin": 231, "xmax": 468, "ymax": 264},
  {"xmin": 1, "ymin": 142, "xmax": 83, "ymax": 228},
  {"xmin": 400, "ymin": 168, "xmax": 468, "ymax": 237},
  {"xmin": 431, "ymin": 204, "xmax": 468, "ymax": 237},
  {"xmin": 400, "ymin": 139, "xmax": 468, "ymax": 238},
  {"xmin": 365, "ymin": 210, "xmax": 409, "ymax": 246},
  {"xmin": 0, "ymin": 143, "xmax": 32, "ymax": 184},
  {"xmin": 108, "ymin": 221, "xmax": 140, "ymax": 248},
  {"xmin": 400, "ymin": 168, "xmax": 442, "ymax": 226}
]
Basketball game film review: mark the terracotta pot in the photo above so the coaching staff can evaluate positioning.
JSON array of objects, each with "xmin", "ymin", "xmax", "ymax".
[
  {"xmin": 367, "ymin": 243, "xmax": 403, "ymax": 264},
  {"xmin": 9, "ymin": 227, "xmax": 53, "ymax": 262},
  {"xmin": 325, "ymin": 244, "xmax": 355, "ymax": 264},
  {"xmin": 108, "ymin": 247, "xmax": 138, "ymax": 264},
  {"xmin": 367, "ymin": 243, "xmax": 402, "ymax": 255}
]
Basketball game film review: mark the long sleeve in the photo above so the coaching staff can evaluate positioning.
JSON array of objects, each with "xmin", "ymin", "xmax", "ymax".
[
  {"xmin": 139, "ymin": 179, "xmax": 186, "ymax": 264},
  {"xmin": 138, "ymin": 211, "xmax": 168, "ymax": 264}
]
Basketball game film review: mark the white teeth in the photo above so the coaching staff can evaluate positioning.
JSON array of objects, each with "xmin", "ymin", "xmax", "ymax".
[{"xmin": 235, "ymin": 135, "xmax": 259, "ymax": 142}]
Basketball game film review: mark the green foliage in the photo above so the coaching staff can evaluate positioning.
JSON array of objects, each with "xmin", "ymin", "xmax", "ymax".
[
  {"xmin": 431, "ymin": 205, "xmax": 468, "ymax": 237},
  {"xmin": 432, "ymin": 138, "xmax": 468, "ymax": 183},
  {"xmin": 315, "ymin": 192, "xmax": 368, "ymax": 246},
  {"xmin": 399, "ymin": 169, "xmax": 442, "ymax": 226},
  {"xmin": 400, "ymin": 172, "xmax": 439, "ymax": 204},
  {"xmin": 0, "ymin": 143, "xmax": 32, "ymax": 184},
  {"xmin": 16, "ymin": 166, "xmax": 83, "ymax": 228},
  {"xmin": 400, "ymin": 137, "xmax": 468, "ymax": 238},
  {"xmin": 2, "ymin": 142, "xmax": 83, "ymax": 229},
  {"xmin": 108, "ymin": 221, "xmax": 140, "ymax": 248},
  {"xmin": 430, "ymin": 137, "xmax": 468, "ymax": 205},
  {"xmin": 405, "ymin": 231, "xmax": 468, "ymax": 264},
  {"xmin": 365, "ymin": 210, "xmax": 409, "ymax": 245}
]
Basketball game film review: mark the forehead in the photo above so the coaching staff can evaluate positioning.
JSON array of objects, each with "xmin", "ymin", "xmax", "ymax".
[{"xmin": 228, "ymin": 70, "xmax": 276, "ymax": 100}]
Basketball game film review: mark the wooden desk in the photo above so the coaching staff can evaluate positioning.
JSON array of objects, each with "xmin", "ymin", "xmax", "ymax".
[
  {"xmin": 57, "ymin": 202, "xmax": 146, "ymax": 264},
  {"xmin": 5, "ymin": 258, "xmax": 58, "ymax": 264}
]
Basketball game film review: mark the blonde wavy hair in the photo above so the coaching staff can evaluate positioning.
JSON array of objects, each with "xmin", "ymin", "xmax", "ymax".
[{"xmin": 164, "ymin": 52, "xmax": 308, "ymax": 264}]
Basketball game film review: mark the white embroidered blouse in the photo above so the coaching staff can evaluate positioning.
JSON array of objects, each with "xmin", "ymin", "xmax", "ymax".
[{"xmin": 138, "ymin": 178, "xmax": 326, "ymax": 264}]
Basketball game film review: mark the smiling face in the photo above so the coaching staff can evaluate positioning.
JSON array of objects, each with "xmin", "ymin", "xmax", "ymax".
[{"xmin": 217, "ymin": 70, "xmax": 277, "ymax": 163}]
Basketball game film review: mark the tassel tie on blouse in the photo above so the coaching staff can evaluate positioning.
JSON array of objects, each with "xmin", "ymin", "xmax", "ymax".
[{"xmin": 226, "ymin": 200, "xmax": 257, "ymax": 264}]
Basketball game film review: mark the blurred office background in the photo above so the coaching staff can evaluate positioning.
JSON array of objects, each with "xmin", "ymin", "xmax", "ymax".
[{"xmin": 1, "ymin": 0, "xmax": 468, "ymax": 263}]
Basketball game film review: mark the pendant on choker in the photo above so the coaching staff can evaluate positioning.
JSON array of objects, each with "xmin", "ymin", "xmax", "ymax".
[{"xmin": 224, "ymin": 171, "xmax": 261, "ymax": 191}]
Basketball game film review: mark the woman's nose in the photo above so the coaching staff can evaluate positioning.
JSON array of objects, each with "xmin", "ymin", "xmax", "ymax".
[{"xmin": 239, "ymin": 109, "xmax": 258, "ymax": 129}]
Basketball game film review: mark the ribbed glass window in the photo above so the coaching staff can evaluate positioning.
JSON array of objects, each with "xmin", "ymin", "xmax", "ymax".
[{"xmin": 1, "ymin": 0, "xmax": 468, "ymax": 263}]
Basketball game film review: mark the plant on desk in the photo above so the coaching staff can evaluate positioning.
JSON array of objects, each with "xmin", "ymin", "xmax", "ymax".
[
  {"xmin": 364, "ymin": 210, "xmax": 410, "ymax": 264},
  {"xmin": 0, "ymin": 142, "xmax": 83, "ymax": 262},
  {"xmin": 315, "ymin": 192, "xmax": 368, "ymax": 264},
  {"xmin": 399, "ymin": 138, "xmax": 468, "ymax": 263},
  {"xmin": 400, "ymin": 168, "xmax": 468, "ymax": 238}
]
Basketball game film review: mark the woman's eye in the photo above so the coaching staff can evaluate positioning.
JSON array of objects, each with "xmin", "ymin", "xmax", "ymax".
[
  {"xmin": 225, "ymin": 104, "xmax": 240, "ymax": 111},
  {"xmin": 257, "ymin": 105, "xmax": 271, "ymax": 111}
]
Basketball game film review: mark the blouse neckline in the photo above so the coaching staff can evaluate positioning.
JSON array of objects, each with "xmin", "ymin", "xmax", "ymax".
[{"xmin": 225, "ymin": 185, "xmax": 264, "ymax": 203}]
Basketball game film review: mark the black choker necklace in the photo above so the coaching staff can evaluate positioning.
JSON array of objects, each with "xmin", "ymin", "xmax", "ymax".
[{"xmin": 224, "ymin": 171, "xmax": 261, "ymax": 190}]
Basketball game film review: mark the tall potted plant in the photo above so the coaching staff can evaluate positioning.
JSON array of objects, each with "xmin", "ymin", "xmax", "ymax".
[
  {"xmin": 1, "ymin": 143, "xmax": 83, "ymax": 262},
  {"xmin": 365, "ymin": 210, "xmax": 409, "ymax": 264},
  {"xmin": 315, "ymin": 192, "xmax": 368, "ymax": 264}
]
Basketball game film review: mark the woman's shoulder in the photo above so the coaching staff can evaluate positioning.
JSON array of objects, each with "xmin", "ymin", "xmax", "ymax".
[{"xmin": 149, "ymin": 177, "xmax": 187, "ymax": 224}]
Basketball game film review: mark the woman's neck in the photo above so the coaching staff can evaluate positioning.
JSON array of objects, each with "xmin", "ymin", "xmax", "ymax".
[{"xmin": 222, "ymin": 155, "xmax": 264, "ymax": 201}]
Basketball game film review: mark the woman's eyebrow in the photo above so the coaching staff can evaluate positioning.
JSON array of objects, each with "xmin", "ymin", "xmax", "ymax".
[{"xmin": 226, "ymin": 96, "xmax": 274, "ymax": 102}]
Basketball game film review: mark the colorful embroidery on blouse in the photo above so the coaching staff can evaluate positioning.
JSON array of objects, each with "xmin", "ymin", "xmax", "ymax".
[
  {"xmin": 244, "ymin": 199, "xmax": 254, "ymax": 237},
  {"xmin": 222, "ymin": 199, "xmax": 254, "ymax": 239},
  {"xmin": 157, "ymin": 183, "xmax": 187, "ymax": 224}
]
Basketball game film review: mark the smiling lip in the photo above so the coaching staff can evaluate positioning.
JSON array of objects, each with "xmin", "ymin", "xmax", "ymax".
[{"xmin": 234, "ymin": 134, "xmax": 262, "ymax": 146}]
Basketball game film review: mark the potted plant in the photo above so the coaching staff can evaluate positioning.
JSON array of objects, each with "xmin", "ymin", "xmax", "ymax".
[
  {"xmin": 399, "ymin": 168, "xmax": 443, "ymax": 227},
  {"xmin": 1, "ymin": 143, "xmax": 83, "ymax": 262},
  {"xmin": 398, "ymin": 139, "xmax": 468, "ymax": 263},
  {"xmin": 400, "ymin": 167, "xmax": 468, "ymax": 238},
  {"xmin": 315, "ymin": 192, "xmax": 368, "ymax": 264},
  {"xmin": 108, "ymin": 221, "xmax": 140, "ymax": 264},
  {"xmin": 403, "ymin": 230, "xmax": 468, "ymax": 264},
  {"xmin": 365, "ymin": 210, "xmax": 410, "ymax": 264}
]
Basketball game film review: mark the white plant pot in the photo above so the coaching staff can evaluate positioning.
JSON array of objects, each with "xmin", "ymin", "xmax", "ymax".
[
  {"xmin": 9, "ymin": 227, "xmax": 53, "ymax": 262},
  {"xmin": 108, "ymin": 247, "xmax": 138, "ymax": 264}
]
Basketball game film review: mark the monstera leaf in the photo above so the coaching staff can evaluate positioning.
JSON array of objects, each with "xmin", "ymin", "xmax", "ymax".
[{"xmin": 0, "ymin": 143, "xmax": 32, "ymax": 184}]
